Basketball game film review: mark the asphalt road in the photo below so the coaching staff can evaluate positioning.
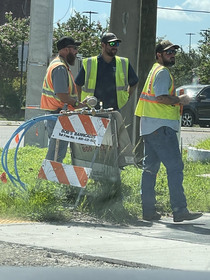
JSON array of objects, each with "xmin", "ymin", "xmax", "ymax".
[
  {"xmin": 0, "ymin": 124, "xmax": 24, "ymax": 149},
  {"xmin": 1, "ymin": 124, "xmax": 210, "ymax": 149},
  {"xmin": 181, "ymin": 127, "xmax": 210, "ymax": 147}
]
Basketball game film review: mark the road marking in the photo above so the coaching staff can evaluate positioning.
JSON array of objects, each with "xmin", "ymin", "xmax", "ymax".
[{"xmin": 0, "ymin": 218, "xmax": 33, "ymax": 224}]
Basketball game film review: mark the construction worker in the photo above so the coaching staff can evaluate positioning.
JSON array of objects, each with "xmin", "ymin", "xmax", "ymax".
[
  {"xmin": 40, "ymin": 36, "xmax": 86, "ymax": 162},
  {"xmin": 75, "ymin": 32, "xmax": 139, "ymax": 110},
  {"xmin": 135, "ymin": 40, "xmax": 203, "ymax": 222}
]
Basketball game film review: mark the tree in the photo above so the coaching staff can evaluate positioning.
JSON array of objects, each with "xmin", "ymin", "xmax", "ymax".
[
  {"xmin": 171, "ymin": 48, "xmax": 201, "ymax": 88},
  {"xmin": 0, "ymin": 12, "xmax": 108, "ymax": 112},
  {"xmin": 0, "ymin": 12, "xmax": 30, "ymax": 111},
  {"xmin": 197, "ymin": 31, "xmax": 210, "ymax": 84},
  {"xmin": 53, "ymin": 11, "xmax": 109, "ymax": 57}
]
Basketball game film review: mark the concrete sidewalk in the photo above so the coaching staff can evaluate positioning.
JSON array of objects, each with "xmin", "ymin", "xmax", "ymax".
[{"xmin": 0, "ymin": 214, "xmax": 209, "ymax": 271}]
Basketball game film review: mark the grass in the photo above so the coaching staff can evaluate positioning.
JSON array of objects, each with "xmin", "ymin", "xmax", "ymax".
[
  {"xmin": 195, "ymin": 138, "xmax": 210, "ymax": 150},
  {"xmin": 0, "ymin": 107, "xmax": 209, "ymax": 223},
  {"xmin": 0, "ymin": 142, "xmax": 210, "ymax": 224}
]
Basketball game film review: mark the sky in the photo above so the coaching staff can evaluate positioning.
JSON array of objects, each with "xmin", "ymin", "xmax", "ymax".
[{"xmin": 53, "ymin": 0, "xmax": 210, "ymax": 52}]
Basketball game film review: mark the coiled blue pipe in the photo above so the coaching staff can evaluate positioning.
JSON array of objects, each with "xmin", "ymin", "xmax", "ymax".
[{"xmin": 1, "ymin": 114, "xmax": 59, "ymax": 191}]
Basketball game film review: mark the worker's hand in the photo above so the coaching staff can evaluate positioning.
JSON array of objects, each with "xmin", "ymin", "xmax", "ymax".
[
  {"xmin": 179, "ymin": 94, "xmax": 191, "ymax": 105},
  {"xmin": 74, "ymin": 101, "xmax": 87, "ymax": 109}
]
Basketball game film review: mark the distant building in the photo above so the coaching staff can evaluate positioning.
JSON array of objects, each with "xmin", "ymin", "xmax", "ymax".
[{"xmin": 0, "ymin": 0, "xmax": 31, "ymax": 25}]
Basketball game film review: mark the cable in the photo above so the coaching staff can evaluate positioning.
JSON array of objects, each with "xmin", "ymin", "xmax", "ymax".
[
  {"xmin": 1, "ymin": 114, "xmax": 59, "ymax": 191},
  {"xmin": 53, "ymin": 0, "xmax": 72, "ymax": 25},
  {"xmin": 158, "ymin": 7, "xmax": 210, "ymax": 14},
  {"xmin": 88, "ymin": 0, "xmax": 210, "ymax": 14}
]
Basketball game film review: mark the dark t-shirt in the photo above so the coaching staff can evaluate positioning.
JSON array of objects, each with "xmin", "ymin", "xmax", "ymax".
[{"xmin": 75, "ymin": 55, "xmax": 139, "ymax": 110}]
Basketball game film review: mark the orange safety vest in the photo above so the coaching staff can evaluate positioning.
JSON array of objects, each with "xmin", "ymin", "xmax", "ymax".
[{"xmin": 41, "ymin": 56, "xmax": 77, "ymax": 111}]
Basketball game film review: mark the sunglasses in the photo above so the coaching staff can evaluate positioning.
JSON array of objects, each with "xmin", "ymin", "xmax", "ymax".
[
  {"xmin": 164, "ymin": 49, "xmax": 177, "ymax": 55},
  {"xmin": 66, "ymin": 45, "xmax": 78, "ymax": 50},
  {"xmin": 108, "ymin": 41, "xmax": 119, "ymax": 47}
]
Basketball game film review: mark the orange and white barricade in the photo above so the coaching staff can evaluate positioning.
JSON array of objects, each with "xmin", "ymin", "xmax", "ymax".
[{"xmin": 38, "ymin": 114, "xmax": 111, "ymax": 188}]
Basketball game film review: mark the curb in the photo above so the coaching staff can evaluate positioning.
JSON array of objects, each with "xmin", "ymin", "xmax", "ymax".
[
  {"xmin": 0, "ymin": 121, "xmax": 24, "ymax": 126},
  {"xmin": 187, "ymin": 146, "xmax": 210, "ymax": 161}
]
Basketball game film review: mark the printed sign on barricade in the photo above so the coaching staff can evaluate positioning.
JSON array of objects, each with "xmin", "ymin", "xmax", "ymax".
[{"xmin": 51, "ymin": 115, "xmax": 111, "ymax": 146}]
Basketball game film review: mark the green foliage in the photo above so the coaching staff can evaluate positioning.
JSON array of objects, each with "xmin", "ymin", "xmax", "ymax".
[
  {"xmin": 0, "ymin": 13, "xmax": 30, "ymax": 70},
  {"xmin": 0, "ymin": 144, "xmax": 210, "ymax": 224},
  {"xmin": 198, "ymin": 40, "xmax": 210, "ymax": 84},
  {"xmin": 0, "ymin": 12, "xmax": 108, "ymax": 111},
  {"xmin": 171, "ymin": 48, "xmax": 201, "ymax": 88},
  {"xmin": 53, "ymin": 12, "xmax": 109, "ymax": 57},
  {"xmin": 0, "ymin": 12, "xmax": 29, "ymax": 110},
  {"xmin": 195, "ymin": 138, "xmax": 210, "ymax": 150}
]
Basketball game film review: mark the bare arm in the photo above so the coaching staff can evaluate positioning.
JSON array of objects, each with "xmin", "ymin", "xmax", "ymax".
[
  {"xmin": 127, "ymin": 82, "xmax": 139, "ymax": 97},
  {"xmin": 56, "ymin": 93, "xmax": 85, "ymax": 108},
  {"xmin": 76, "ymin": 85, "xmax": 82, "ymax": 101},
  {"xmin": 156, "ymin": 94, "xmax": 191, "ymax": 105}
]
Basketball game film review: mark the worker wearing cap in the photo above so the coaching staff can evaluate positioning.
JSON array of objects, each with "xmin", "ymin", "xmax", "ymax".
[
  {"xmin": 135, "ymin": 40, "xmax": 202, "ymax": 222},
  {"xmin": 41, "ymin": 36, "xmax": 86, "ymax": 162},
  {"xmin": 75, "ymin": 32, "xmax": 139, "ymax": 110}
]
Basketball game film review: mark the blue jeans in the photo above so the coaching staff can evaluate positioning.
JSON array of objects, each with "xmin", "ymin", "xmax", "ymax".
[
  {"xmin": 45, "ymin": 119, "xmax": 69, "ymax": 163},
  {"xmin": 141, "ymin": 126, "xmax": 187, "ymax": 215}
]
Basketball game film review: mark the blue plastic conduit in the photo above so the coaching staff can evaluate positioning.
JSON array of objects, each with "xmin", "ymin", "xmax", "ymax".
[{"xmin": 1, "ymin": 114, "xmax": 59, "ymax": 191}]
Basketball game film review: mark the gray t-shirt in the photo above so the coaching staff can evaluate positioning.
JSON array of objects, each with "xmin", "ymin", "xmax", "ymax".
[
  {"xmin": 52, "ymin": 65, "xmax": 69, "ymax": 94},
  {"xmin": 140, "ymin": 68, "xmax": 179, "ymax": 136}
]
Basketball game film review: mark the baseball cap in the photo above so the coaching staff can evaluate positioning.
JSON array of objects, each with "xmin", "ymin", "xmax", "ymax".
[
  {"xmin": 156, "ymin": 40, "xmax": 179, "ymax": 53},
  {"xmin": 101, "ymin": 32, "xmax": 122, "ymax": 43},
  {"xmin": 57, "ymin": 36, "xmax": 82, "ymax": 51}
]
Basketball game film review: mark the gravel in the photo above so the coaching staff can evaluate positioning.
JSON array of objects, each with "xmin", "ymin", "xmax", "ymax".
[
  {"xmin": 0, "ymin": 242, "xmax": 132, "ymax": 268},
  {"xmin": 0, "ymin": 214, "xmax": 145, "ymax": 269}
]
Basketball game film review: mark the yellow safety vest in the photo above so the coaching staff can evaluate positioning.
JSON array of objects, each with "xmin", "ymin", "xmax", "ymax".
[
  {"xmin": 135, "ymin": 63, "xmax": 180, "ymax": 120},
  {"xmin": 41, "ymin": 56, "xmax": 76, "ymax": 111},
  {"xmin": 81, "ymin": 56, "xmax": 129, "ymax": 109}
]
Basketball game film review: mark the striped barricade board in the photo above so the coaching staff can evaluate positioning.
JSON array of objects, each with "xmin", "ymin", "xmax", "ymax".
[
  {"xmin": 51, "ymin": 115, "xmax": 111, "ymax": 146},
  {"xmin": 38, "ymin": 159, "xmax": 91, "ymax": 188}
]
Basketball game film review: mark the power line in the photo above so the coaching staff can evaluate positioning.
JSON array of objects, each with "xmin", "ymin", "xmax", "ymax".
[
  {"xmin": 88, "ymin": 0, "xmax": 111, "ymax": 3},
  {"xmin": 54, "ymin": 0, "xmax": 72, "ymax": 24},
  {"xmin": 88, "ymin": 0, "xmax": 210, "ymax": 14},
  {"xmin": 158, "ymin": 6, "xmax": 210, "ymax": 14}
]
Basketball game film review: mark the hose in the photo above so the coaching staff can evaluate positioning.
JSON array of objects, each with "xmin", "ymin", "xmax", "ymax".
[{"xmin": 1, "ymin": 114, "xmax": 59, "ymax": 191}]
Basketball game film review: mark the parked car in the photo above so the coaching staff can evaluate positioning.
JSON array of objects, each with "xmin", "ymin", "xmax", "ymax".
[{"xmin": 176, "ymin": 84, "xmax": 210, "ymax": 127}]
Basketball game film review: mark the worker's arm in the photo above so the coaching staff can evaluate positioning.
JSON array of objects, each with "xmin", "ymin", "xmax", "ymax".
[
  {"xmin": 76, "ymin": 85, "xmax": 82, "ymax": 101},
  {"xmin": 127, "ymin": 82, "xmax": 139, "ymax": 97},
  {"xmin": 156, "ymin": 94, "xmax": 191, "ymax": 105},
  {"xmin": 127, "ymin": 63, "xmax": 139, "ymax": 97},
  {"xmin": 56, "ymin": 93, "xmax": 85, "ymax": 108},
  {"xmin": 75, "ymin": 65, "xmax": 85, "ymax": 102},
  {"xmin": 154, "ymin": 68, "xmax": 191, "ymax": 106}
]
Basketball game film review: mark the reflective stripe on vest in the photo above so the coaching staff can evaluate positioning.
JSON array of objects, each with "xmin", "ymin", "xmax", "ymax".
[
  {"xmin": 135, "ymin": 63, "xmax": 180, "ymax": 120},
  {"xmin": 41, "ymin": 56, "xmax": 75, "ymax": 111},
  {"xmin": 81, "ymin": 56, "xmax": 129, "ymax": 109}
]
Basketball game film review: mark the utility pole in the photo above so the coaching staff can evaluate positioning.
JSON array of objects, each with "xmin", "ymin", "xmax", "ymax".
[
  {"xmin": 24, "ymin": 0, "xmax": 54, "ymax": 148},
  {"xmin": 109, "ymin": 0, "xmax": 157, "ymax": 153},
  {"xmin": 83, "ymin": 11, "xmax": 98, "ymax": 25},
  {"xmin": 186, "ymin": 32, "xmax": 195, "ymax": 54}
]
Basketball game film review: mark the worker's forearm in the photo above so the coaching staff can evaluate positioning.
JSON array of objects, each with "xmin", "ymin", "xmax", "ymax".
[
  {"xmin": 56, "ymin": 93, "xmax": 76, "ymax": 106},
  {"xmin": 156, "ymin": 94, "xmax": 190, "ymax": 105},
  {"xmin": 156, "ymin": 95, "xmax": 180, "ymax": 105},
  {"xmin": 76, "ymin": 85, "xmax": 82, "ymax": 101},
  {"xmin": 127, "ymin": 83, "xmax": 138, "ymax": 97}
]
